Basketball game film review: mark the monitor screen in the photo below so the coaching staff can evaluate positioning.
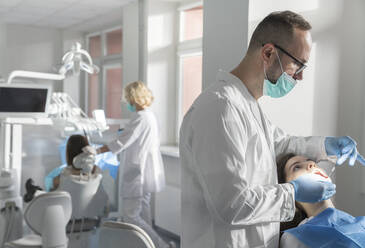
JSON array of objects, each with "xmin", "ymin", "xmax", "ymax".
[
  {"xmin": 0, "ymin": 87, "xmax": 48, "ymax": 113},
  {"xmin": 0, "ymin": 83, "xmax": 51, "ymax": 118}
]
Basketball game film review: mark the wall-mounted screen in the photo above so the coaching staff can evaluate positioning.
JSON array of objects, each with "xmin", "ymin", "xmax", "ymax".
[{"xmin": 0, "ymin": 83, "xmax": 52, "ymax": 118}]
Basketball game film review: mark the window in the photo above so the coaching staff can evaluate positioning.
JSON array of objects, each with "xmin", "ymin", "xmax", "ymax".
[
  {"xmin": 87, "ymin": 73, "xmax": 99, "ymax": 117},
  {"xmin": 89, "ymin": 35, "xmax": 102, "ymax": 58},
  {"xmin": 181, "ymin": 6, "xmax": 203, "ymax": 42},
  {"xmin": 181, "ymin": 54, "xmax": 202, "ymax": 115},
  {"xmin": 176, "ymin": 2, "xmax": 203, "ymax": 141},
  {"xmin": 104, "ymin": 65, "xmax": 123, "ymax": 119},
  {"xmin": 85, "ymin": 27, "xmax": 123, "ymax": 120},
  {"xmin": 106, "ymin": 29, "xmax": 123, "ymax": 56}
]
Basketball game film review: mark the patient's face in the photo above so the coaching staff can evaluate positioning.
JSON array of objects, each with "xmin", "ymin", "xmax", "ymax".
[{"xmin": 285, "ymin": 155, "xmax": 329, "ymax": 182}]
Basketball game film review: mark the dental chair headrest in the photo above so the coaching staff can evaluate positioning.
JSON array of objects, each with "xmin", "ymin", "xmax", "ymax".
[{"xmin": 72, "ymin": 152, "xmax": 95, "ymax": 175}]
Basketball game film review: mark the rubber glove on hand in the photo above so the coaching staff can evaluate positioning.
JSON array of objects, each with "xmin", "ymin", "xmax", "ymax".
[
  {"xmin": 82, "ymin": 145, "xmax": 97, "ymax": 155},
  {"xmin": 289, "ymin": 174, "xmax": 336, "ymax": 203},
  {"xmin": 325, "ymin": 136, "xmax": 365, "ymax": 166},
  {"xmin": 73, "ymin": 152, "xmax": 95, "ymax": 174}
]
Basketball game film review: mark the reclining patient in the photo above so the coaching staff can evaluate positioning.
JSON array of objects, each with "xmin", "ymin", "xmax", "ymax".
[
  {"xmin": 52, "ymin": 134, "xmax": 100, "ymax": 190},
  {"xmin": 277, "ymin": 153, "xmax": 365, "ymax": 248}
]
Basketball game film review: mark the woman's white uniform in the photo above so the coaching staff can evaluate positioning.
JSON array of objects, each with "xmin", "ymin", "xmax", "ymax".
[
  {"xmin": 107, "ymin": 108, "xmax": 167, "ymax": 248},
  {"xmin": 179, "ymin": 70, "xmax": 328, "ymax": 248}
]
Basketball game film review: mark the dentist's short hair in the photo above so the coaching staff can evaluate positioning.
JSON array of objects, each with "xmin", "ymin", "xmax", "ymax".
[
  {"xmin": 124, "ymin": 81, "xmax": 154, "ymax": 109},
  {"xmin": 248, "ymin": 10, "xmax": 312, "ymax": 52}
]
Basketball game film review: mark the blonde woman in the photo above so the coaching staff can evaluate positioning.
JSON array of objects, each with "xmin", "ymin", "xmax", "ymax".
[{"xmin": 95, "ymin": 81, "xmax": 173, "ymax": 248}]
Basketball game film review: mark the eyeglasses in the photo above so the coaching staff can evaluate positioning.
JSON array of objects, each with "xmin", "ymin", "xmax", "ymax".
[
  {"xmin": 262, "ymin": 43, "xmax": 307, "ymax": 75},
  {"xmin": 273, "ymin": 44, "xmax": 307, "ymax": 75}
]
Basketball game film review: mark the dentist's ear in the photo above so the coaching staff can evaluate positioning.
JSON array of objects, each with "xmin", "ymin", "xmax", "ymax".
[{"xmin": 261, "ymin": 43, "xmax": 275, "ymax": 65}]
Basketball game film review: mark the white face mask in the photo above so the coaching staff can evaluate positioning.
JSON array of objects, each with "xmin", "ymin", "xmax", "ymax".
[{"xmin": 308, "ymin": 171, "xmax": 332, "ymax": 183}]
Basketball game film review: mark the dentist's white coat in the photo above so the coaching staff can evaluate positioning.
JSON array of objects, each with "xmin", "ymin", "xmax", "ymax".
[
  {"xmin": 108, "ymin": 108, "xmax": 165, "ymax": 197},
  {"xmin": 179, "ymin": 70, "xmax": 328, "ymax": 248}
]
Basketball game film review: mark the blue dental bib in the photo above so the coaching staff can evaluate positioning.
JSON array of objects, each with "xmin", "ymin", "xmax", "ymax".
[{"xmin": 284, "ymin": 208, "xmax": 365, "ymax": 248}]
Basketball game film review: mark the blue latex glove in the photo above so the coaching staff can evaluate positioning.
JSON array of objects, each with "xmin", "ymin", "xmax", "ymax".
[
  {"xmin": 289, "ymin": 174, "xmax": 336, "ymax": 203},
  {"xmin": 325, "ymin": 136, "xmax": 365, "ymax": 166}
]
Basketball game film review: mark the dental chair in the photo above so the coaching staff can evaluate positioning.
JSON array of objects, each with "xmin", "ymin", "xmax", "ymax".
[
  {"xmin": 0, "ymin": 169, "xmax": 23, "ymax": 246},
  {"xmin": 5, "ymin": 191, "xmax": 72, "ymax": 248},
  {"xmin": 57, "ymin": 171, "xmax": 108, "ymax": 248},
  {"xmin": 98, "ymin": 221, "xmax": 156, "ymax": 248}
]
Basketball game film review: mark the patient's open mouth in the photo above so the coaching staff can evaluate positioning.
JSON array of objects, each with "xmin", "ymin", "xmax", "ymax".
[{"xmin": 314, "ymin": 171, "xmax": 328, "ymax": 179}]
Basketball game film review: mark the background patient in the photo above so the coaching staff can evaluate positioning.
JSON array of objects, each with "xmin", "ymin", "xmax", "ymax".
[
  {"xmin": 52, "ymin": 134, "xmax": 100, "ymax": 190},
  {"xmin": 51, "ymin": 134, "xmax": 109, "ymax": 248},
  {"xmin": 277, "ymin": 153, "xmax": 365, "ymax": 248}
]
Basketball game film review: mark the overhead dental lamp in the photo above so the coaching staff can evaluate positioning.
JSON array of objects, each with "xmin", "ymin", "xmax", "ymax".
[
  {"xmin": 59, "ymin": 42, "xmax": 100, "ymax": 76},
  {"xmin": 6, "ymin": 42, "xmax": 99, "ymax": 84}
]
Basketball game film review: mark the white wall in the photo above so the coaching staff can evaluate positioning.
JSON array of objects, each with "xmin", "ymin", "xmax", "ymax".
[
  {"xmin": 0, "ymin": 24, "xmax": 89, "ymax": 104},
  {"xmin": 202, "ymin": 0, "xmax": 249, "ymax": 88},
  {"xmin": 145, "ymin": 0, "xmax": 183, "ymax": 235},
  {"xmin": 335, "ymin": 0, "xmax": 365, "ymax": 216},
  {"xmin": 155, "ymin": 154, "xmax": 181, "ymax": 234},
  {"xmin": 123, "ymin": 2, "xmax": 140, "ymax": 85},
  {"xmin": 147, "ymin": 1, "xmax": 178, "ymax": 145},
  {"xmin": 0, "ymin": 22, "xmax": 6, "ymax": 80},
  {"xmin": 4, "ymin": 24, "xmax": 63, "ymax": 91}
]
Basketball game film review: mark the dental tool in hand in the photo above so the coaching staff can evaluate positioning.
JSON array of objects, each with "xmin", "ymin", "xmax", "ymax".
[{"xmin": 328, "ymin": 166, "xmax": 335, "ymax": 178}]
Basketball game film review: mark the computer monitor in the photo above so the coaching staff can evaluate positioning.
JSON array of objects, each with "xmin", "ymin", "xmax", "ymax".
[{"xmin": 0, "ymin": 83, "xmax": 52, "ymax": 118}]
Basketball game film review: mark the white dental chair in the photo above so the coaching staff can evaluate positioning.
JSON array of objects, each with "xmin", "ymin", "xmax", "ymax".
[
  {"xmin": 0, "ymin": 169, "xmax": 23, "ymax": 246},
  {"xmin": 57, "ymin": 170, "xmax": 108, "ymax": 248},
  {"xmin": 98, "ymin": 221, "xmax": 156, "ymax": 248},
  {"xmin": 5, "ymin": 191, "xmax": 72, "ymax": 248}
]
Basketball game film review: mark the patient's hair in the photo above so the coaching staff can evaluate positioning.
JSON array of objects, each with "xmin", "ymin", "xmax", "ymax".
[
  {"xmin": 124, "ymin": 81, "xmax": 154, "ymax": 109},
  {"xmin": 247, "ymin": 10, "xmax": 312, "ymax": 53},
  {"xmin": 277, "ymin": 153, "xmax": 308, "ymax": 233},
  {"xmin": 66, "ymin": 135, "xmax": 89, "ymax": 169}
]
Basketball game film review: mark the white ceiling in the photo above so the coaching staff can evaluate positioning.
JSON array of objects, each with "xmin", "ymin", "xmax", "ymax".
[{"xmin": 0, "ymin": 0, "xmax": 135, "ymax": 31}]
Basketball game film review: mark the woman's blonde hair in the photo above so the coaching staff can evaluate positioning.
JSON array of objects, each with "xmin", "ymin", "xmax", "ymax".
[{"xmin": 124, "ymin": 81, "xmax": 154, "ymax": 108}]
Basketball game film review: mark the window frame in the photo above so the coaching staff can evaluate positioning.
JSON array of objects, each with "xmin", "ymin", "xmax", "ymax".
[
  {"xmin": 175, "ymin": 2, "xmax": 203, "ymax": 143},
  {"xmin": 178, "ymin": 1, "xmax": 203, "ymax": 42},
  {"xmin": 85, "ymin": 25, "xmax": 123, "ymax": 120},
  {"xmin": 102, "ymin": 63, "xmax": 123, "ymax": 119}
]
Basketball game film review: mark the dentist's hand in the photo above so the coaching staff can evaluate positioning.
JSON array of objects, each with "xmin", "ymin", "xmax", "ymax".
[
  {"xmin": 325, "ymin": 136, "xmax": 365, "ymax": 166},
  {"xmin": 73, "ymin": 152, "xmax": 95, "ymax": 174},
  {"xmin": 82, "ymin": 145, "xmax": 97, "ymax": 155},
  {"xmin": 289, "ymin": 174, "xmax": 336, "ymax": 203}
]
